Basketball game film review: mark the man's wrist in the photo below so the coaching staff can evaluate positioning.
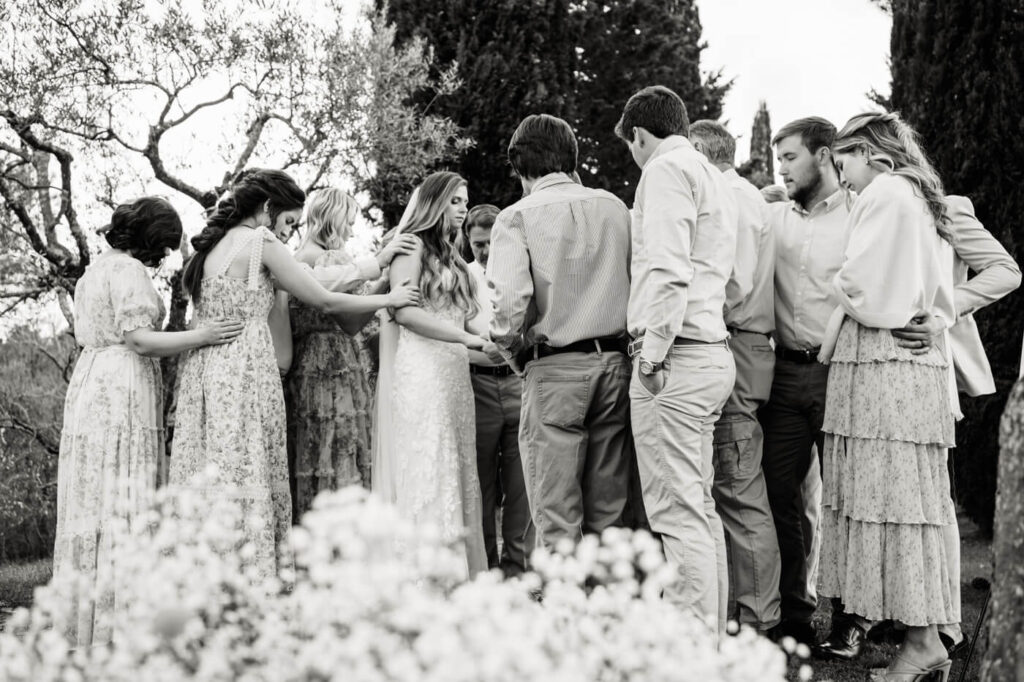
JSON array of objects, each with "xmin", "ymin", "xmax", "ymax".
[{"xmin": 639, "ymin": 358, "xmax": 663, "ymax": 375}]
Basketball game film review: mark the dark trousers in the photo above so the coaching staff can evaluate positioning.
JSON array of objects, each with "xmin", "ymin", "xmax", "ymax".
[
  {"xmin": 519, "ymin": 351, "xmax": 632, "ymax": 548},
  {"xmin": 759, "ymin": 356, "xmax": 829, "ymax": 624},
  {"xmin": 471, "ymin": 371, "xmax": 533, "ymax": 575}
]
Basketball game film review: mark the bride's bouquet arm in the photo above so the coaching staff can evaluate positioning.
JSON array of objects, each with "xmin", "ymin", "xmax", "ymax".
[{"xmin": 390, "ymin": 246, "xmax": 486, "ymax": 349}]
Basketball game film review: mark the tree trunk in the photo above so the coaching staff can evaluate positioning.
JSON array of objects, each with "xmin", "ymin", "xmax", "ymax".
[{"xmin": 983, "ymin": 378, "xmax": 1024, "ymax": 681}]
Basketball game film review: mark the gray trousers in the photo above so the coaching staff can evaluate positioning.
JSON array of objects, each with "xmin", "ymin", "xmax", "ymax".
[
  {"xmin": 471, "ymin": 371, "xmax": 532, "ymax": 574},
  {"xmin": 711, "ymin": 331, "xmax": 782, "ymax": 631},
  {"xmin": 630, "ymin": 343, "xmax": 736, "ymax": 630},
  {"xmin": 519, "ymin": 351, "xmax": 632, "ymax": 548}
]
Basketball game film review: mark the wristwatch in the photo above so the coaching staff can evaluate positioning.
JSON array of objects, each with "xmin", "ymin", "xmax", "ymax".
[{"xmin": 639, "ymin": 359, "xmax": 663, "ymax": 376}]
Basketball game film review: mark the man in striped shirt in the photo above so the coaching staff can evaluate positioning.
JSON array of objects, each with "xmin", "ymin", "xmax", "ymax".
[{"xmin": 488, "ymin": 114, "xmax": 633, "ymax": 550}]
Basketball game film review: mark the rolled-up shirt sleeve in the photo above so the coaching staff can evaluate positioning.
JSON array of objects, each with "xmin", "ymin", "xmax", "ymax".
[
  {"xmin": 640, "ymin": 161, "xmax": 695, "ymax": 364},
  {"xmin": 487, "ymin": 210, "xmax": 533, "ymax": 356}
]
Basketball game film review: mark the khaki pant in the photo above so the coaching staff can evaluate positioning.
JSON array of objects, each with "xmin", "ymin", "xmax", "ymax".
[
  {"xmin": 630, "ymin": 344, "xmax": 735, "ymax": 630},
  {"xmin": 471, "ymin": 371, "xmax": 533, "ymax": 574},
  {"xmin": 711, "ymin": 331, "xmax": 782, "ymax": 631},
  {"xmin": 519, "ymin": 351, "xmax": 631, "ymax": 548}
]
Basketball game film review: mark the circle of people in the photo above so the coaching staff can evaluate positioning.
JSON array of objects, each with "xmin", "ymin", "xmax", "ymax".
[{"xmin": 57, "ymin": 84, "xmax": 1021, "ymax": 681}]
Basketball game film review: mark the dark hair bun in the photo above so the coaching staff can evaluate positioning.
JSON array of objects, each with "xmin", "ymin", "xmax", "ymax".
[{"xmin": 104, "ymin": 197, "xmax": 183, "ymax": 267}]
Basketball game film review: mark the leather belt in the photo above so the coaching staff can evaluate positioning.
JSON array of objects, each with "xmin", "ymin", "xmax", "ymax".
[
  {"xmin": 534, "ymin": 335, "xmax": 629, "ymax": 359},
  {"xmin": 775, "ymin": 346, "xmax": 821, "ymax": 364},
  {"xmin": 627, "ymin": 336, "xmax": 728, "ymax": 358},
  {"xmin": 470, "ymin": 364, "xmax": 517, "ymax": 377},
  {"xmin": 727, "ymin": 326, "xmax": 771, "ymax": 338}
]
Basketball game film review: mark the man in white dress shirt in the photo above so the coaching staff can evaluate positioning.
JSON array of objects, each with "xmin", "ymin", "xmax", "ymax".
[
  {"xmin": 759, "ymin": 117, "xmax": 852, "ymax": 648},
  {"xmin": 616, "ymin": 86, "xmax": 737, "ymax": 630},
  {"xmin": 464, "ymin": 204, "xmax": 533, "ymax": 576},
  {"xmin": 689, "ymin": 120, "xmax": 782, "ymax": 634}
]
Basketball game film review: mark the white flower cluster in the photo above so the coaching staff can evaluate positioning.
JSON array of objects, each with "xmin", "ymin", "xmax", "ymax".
[{"xmin": 0, "ymin": 484, "xmax": 794, "ymax": 681}]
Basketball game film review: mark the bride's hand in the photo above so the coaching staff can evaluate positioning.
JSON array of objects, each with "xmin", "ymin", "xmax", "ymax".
[
  {"xmin": 462, "ymin": 333, "xmax": 488, "ymax": 350},
  {"xmin": 386, "ymin": 278, "xmax": 421, "ymax": 308},
  {"xmin": 377, "ymin": 234, "xmax": 420, "ymax": 268}
]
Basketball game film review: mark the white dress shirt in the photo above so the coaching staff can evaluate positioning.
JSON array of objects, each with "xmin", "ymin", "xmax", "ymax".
[
  {"xmin": 627, "ymin": 135, "xmax": 737, "ymax": 364},
  {"xmin": 723, "ymin": 168, "xmax": 775, "ymax": 334},
  {"xmin": 769, "ymin": 190, "xmax": 852, "ymax": 350}
]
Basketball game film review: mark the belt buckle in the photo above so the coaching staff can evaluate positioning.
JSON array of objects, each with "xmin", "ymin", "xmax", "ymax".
[{"xmin": 627, "ymin": 337, "xmax": 643, "ymax": 358}]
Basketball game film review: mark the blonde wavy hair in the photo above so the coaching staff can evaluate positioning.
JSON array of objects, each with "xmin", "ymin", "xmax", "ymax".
[
  {"xmin": 398, "ymin": 172, "xmax": 478, "ymax": 317},
  {"xmin": 301, "ymin": 188, "xmax": 358, "ymax": 250},
  {"xmin": 834, "ymin": 111, "xmax": 953, "ymax": 244}
]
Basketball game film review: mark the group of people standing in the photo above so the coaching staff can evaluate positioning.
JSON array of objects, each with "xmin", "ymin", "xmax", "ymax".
[{"xmin": 54, "ymin": 82, "xmax": 1019, "ymax": 682}]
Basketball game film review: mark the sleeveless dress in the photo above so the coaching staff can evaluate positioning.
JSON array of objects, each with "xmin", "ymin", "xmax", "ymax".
[
  {"xmin": 286, "ymin": 249, "xmax": 374, "ymax": 521},
  {"xmin": 170, "ymin": 228, "xmax": 292, "ymax": 579},
  {"xmin": 390, "ymin": 297, "xmax": 488, "ymax": 577},
  {"xmin": 54, "ymin": 252, "xmax": 166, "ymax": 646}
]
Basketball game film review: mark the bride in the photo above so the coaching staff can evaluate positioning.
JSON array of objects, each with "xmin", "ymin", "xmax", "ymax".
[{"xmin": 373, "ymin": 171, "xmax": 489, "ymax": 577}]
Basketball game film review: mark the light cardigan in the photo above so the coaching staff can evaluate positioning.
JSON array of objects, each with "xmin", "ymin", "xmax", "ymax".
[{"xmin": 819, "ymin": 173, "xmax": 958, "ymax": 412}]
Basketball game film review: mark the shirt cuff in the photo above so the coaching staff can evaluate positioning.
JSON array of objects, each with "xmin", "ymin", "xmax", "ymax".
[
  {"xmin": 356, "ymin": 255, "xmax": 382, "ymax": 281},
  {"xmin": 640, "ymin": 328, "xmax": 673, "ymax": 364}
]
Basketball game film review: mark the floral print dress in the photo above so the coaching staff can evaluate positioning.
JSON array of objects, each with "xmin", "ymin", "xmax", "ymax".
[
  {"xmin": 170, "ymin": 227, "xmax": 292, "ymax": 579},
  {"xmin": 285, "ymin": 248, "xmax": 374, "ymax": 521},
  {"xmin": 54, "ymin": 251, "xmax": 166, "ymax": 646}
]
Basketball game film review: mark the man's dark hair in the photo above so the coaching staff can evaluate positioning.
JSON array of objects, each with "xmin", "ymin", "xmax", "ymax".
[
  {"xmin": 615, "ymin": 85, "xmax": 690, "ymax": 142},
  {"xmin": 507, "ymin": 114, "xmax": 578, "ymax": 180},
  {"xmin": 771, "ymin": 117, "xmax": 836, "ymax": 154}
]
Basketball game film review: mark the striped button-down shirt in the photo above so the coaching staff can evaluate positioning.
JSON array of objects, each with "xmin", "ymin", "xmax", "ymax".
[
  {"xmin": 628, "ymin": 136, "xmax": 737, "ymax": 363},
  {"xmin": 488, "ymin": 173, "xmax": 631, "ymax": 355},
  {"xmin": 723, "ymin": 169, "xmax": 775, "ymax": 334},
  {"xmin": 770, "ymin": 189, "xmax": 851, "ymax": 350}
]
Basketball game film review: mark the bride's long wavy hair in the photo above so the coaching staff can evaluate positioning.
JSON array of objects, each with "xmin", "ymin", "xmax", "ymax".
[{"xmin": 398, "ymin": 172, "xmax": 478, "ymax": 317}]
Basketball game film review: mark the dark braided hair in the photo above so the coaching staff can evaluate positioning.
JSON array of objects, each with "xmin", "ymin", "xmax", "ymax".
[
  {"xmin": 182, "ymin": 168, "xmax": 305, "ymax": 302},
  {"xmin": 103, "ymin": 197, "xmax": 183, "ymax": 267}
]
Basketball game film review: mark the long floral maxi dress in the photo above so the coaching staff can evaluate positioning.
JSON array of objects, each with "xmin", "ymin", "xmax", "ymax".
[
  {"xmin": 285, "ymin": 249, "xmax": 375, "ymax": 522},
  {"xmin": 54, "ymin": 252, "xmax": 166, "ymax": 646},
  {"xmin": 818, "ymin": 318, "xmax": 958, "ymax": 625},
  {"xmin": 170, "ymin": 227, "xmax": 292, "ymax": 580}
]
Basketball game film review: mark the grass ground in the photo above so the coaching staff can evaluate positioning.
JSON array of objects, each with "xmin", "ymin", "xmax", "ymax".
[
  {"xmin": 794, "ymin": 508, "xmax": 991, "ymax": 682},
  {"xmin": 0, "ymin": 558, "xmax": 51, "ymax": 629}
]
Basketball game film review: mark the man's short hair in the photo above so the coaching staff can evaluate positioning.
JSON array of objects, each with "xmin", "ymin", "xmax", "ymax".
[
  {"xmin": 465, "ymin": 204, "xmax": 500, "ymax": 233},
  {"xmin": 507, "ymin": 114, "xmax": 578, "ymax": 180},
  {"xmin": 771, "ymin": 117, "xmax": 836, "ymax": 153},
  {"xmin": 689, "ymin": 120, "xmax": 735, "ymax": 165},
  {"xmin": 615, "ymin": 85, "xmax": 690, "ymax": 142}
]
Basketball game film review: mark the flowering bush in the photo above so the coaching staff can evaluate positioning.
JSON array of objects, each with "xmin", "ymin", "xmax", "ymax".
[{"xmin": 0, "ymin": 483, "xmax": 795, "ymax": 681}]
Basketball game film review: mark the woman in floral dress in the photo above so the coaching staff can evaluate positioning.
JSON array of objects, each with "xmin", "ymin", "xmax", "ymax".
[
  {"xmin": 281, "ymin": 188, "xmax": 418, "ymax": 520},
  {"xmin": 171, "ymin": 169, "xmax": 420, "ymax": 580},
  {"xmin": 819, "ymin": 113, "xmax": 957, "ymax": 682},
  {"xmin": 55, "ymin": 197, "xmax": 244, "ymax": 646}
]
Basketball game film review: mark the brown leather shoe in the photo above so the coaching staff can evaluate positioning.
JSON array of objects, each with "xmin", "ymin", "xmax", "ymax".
[{"xmin": 813, "ymin": 620, "xmax": 866, "ymax": 660}]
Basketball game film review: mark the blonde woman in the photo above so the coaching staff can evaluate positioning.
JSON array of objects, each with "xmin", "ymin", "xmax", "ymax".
[
  {"xmin": 818, "ymin": 112, "xmax": 957, "ymax": 682},
  {"xmin": 281, "ymin": 188, "xmax": 418, "ymax": 520},
  {"xmin": 373, "ymin": 171, "xmax": 489, "ymax": 578}
]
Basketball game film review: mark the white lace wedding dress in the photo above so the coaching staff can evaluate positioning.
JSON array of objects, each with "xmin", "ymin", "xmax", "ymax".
[{"xmin": 385, "ymin": 299, "xmax": 488, "ymax": 577}]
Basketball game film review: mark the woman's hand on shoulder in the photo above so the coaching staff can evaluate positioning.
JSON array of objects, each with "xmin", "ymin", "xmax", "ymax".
[
  {"xmin": 386, "ymin": 278, "xmax": 422, "ymax": 309},
  {"xmin": 377, "ymin": 233, "xmax": 421, "ymax": 268}
]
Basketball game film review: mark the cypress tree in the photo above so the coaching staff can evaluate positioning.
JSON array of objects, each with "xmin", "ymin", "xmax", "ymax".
[
  {"xmin": 383, "ymin": 0, "xmax": 727, "ymax": 206},
  {"xmin": 737, "ymin": 100, "xmax": 774, "ymax": 188}
]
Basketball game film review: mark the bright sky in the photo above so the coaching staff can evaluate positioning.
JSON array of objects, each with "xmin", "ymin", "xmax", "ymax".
[{"xmin": 698, "ymin": 0, "xmax": 892, "ymax": 165}]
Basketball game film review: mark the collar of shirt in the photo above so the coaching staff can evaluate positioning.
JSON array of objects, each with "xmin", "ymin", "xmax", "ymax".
[
  {"xmin": 791, "ymin": 188, "xmax": 851, "ymax": 218},
  {"xmin": 529, "ymin": 172, "xmax": 577, "ymax": 195},
  {"xmin": 644, "ymin": 135, "xmax": 694, "ymax": 167},
  {"xmin": 723, "ymin": 168, "xmax": 740, "ymax": 181}
]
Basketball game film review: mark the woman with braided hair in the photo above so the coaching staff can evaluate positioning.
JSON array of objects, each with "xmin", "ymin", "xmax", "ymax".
[
  {"xmin": 170, "ymin": 169, "xmax": 420, "ymax": 579},
  {"xmin": 817, "ymin": 112, "xmax": 957, "ymax": 682}
]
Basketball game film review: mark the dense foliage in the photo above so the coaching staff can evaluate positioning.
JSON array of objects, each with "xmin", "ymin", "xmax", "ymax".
[{"xmin": 383, "ymin": 0, "xmax": 729, "ymax": 207}]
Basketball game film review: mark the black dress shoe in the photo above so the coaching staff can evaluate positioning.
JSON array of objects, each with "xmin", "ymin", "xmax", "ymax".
[
  {"xmin": 813, "ymin": 620, "xmax": 866, "ymax": 660},
  {"xmin": 768, "ymin": 620, "xmax": 817, "ymax": 646}
]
